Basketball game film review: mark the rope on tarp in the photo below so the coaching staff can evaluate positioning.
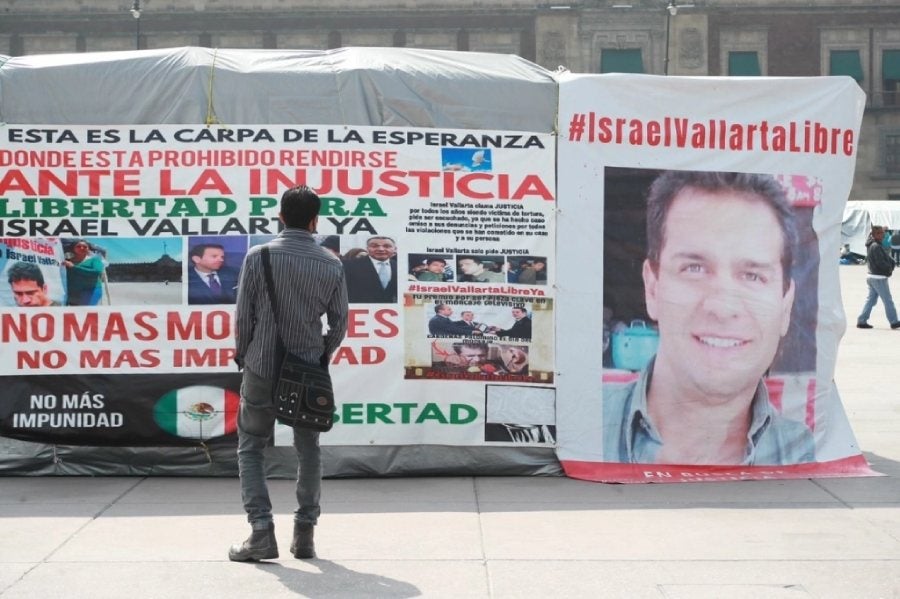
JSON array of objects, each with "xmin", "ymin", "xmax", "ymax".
[
  {"xmin": 205, "ymin": 48, "xmax": 223, "ymax": 126},
  {"xmin": 199, "ymin": 440, "xmax": 213, "ymax": 464},
  {"xmin": 0, "ymin": 56, "xmax": 11, "ymax": 125}
]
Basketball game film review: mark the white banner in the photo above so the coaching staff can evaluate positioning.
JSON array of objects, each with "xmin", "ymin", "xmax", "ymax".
[
  {"xmin": 556, "ymin": 74, "xmax": 872, "ymax": 482},
  {"xmin": 0, "ymin": 124, "xmax": 556, "ymax": 447}
]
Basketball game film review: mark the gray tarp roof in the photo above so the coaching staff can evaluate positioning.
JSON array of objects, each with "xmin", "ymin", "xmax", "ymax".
[
  {"xmin": 0, "ymin": 46, "xmax": 557, "ymax": 130},
  {"xmin": 0, "ymin": 46, "xmax": 562, "ymax": 476}
]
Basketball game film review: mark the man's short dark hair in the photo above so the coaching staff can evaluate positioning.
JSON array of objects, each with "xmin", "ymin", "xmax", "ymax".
[
  {"xmin": 280, "ymin": 185, "xmax": 321, "ymax": 229},
  {"xmin": 320, "ymin": 235, "xmax": 340, "ymax": 252},
  {"xmin": 427, "ymin": 257, "xmax": 447, "ymax": 266},
  {"xmin": 7, "ymin": 262, "xmax": 44, "ymax": 286},
  {"xmin": 434, "ymin": 303, "xmax": 449, "ymax": 314},
  {"xmin": 190, "ymin": 243, "xmax": 225, "ymax": 259},
  {"xmin": 645, "ymin": 170, "xmax": 796, "ymax": 293}
]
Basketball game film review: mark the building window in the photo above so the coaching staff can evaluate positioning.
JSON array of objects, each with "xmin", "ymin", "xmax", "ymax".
[
  {"xmin": 728, "ymin": 51, "xmax": 761, "ymax": 76},
  {"xmin": 886, "ymin": 134, "xmax": 900, "ymax": 175},
  {"xmin": 199, "ymin": 33, "xmax": 212, "ymax": 48},
  {"xmin": 883, "ymin": 49, "xmax": 900, "ymax": 106},
  {"xmin": 600, "ymin": 49, "xmax": 643, "ymax": 74},
  {"xmin": 830, "ymin": 50, "xmax": 864, "ymax": 82},
  {"xmin": 393, "ymin": 30, "xmax": 406, "ymax": 48}
]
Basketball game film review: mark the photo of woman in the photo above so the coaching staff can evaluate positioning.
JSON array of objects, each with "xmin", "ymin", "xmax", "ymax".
[{"xmin": 64, "ymin": 239, "xmax": 108, "ymax": 306}]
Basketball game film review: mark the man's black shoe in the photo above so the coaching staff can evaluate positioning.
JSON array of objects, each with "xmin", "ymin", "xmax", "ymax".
[
  {"xmin": 857, "ymin": 322, "xmax": 873, "ymax": 329},
  {"xmin": 290, "ymin": 521, "xmax": 316, "ymax": 559},
  {"xmin": 228, "ymin": 524, "xmax": 279, "ymax": 561},
  {"xmin": 892, "ymin": 322, "xmax": 900, "ymax": 329}
]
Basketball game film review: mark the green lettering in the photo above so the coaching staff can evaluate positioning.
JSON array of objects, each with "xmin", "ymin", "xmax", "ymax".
[
  {"xmin": 169, "ymin": 197, "xmax": 202, "ymax": 217},
  {"xmin": 249, "ymin": 196, "xmax": 277, "ymax": 216},
  {"xmin": 132, "ymin": 197, "xmax": 166, "ymax": 217},
  {"xmin": 366, "ymin": 403, "xmax": 393, "ymax": 423},
  {"xmin": 415, "ymin": 403, "xmax": 448, "ymax": 424},
  {"xmin": 70, "ymin": 198, "xmax": 100, "ymax": 217},
  {"xmin": 100, "ymin": 198, "xmax": 131, "ymax": 217},
  {"xmin": 394, "ymin": 403, "xmax": 417, "ymax": 424},
  {"xmin": 320, "ymin": 196, "xmax": 349, "ymax": 216},
  {"xmin": 342, "ymin": 403, "xmax": 365, "ymax": 424},
  {"xmin": 450, "ymin": 404, "xmax": 477, "ymax": 424},
  {"xmin": 43, "ymin": 198, "xmax": 68, "ymax": 217},
  {"xmin": 320, "ymin": 196, "xmax": 386, "ymax": 218},
  {"xmin": 353, "ymin": 197, "xmax": 386, "ymax": 217},
  {"xmin": 205, "ymin": 196, "xmax": 237, "ymax": 216}
]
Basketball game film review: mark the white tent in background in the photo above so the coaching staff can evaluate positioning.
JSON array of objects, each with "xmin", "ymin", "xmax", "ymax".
[{"xmin": 843, "ymin": 200, "xmax": 900, "ymax": 255}]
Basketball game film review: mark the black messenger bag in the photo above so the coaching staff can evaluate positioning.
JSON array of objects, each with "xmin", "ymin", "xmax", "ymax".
[{"xmin": 260, "ymin": 246, "xmax": 334, "ymax": 432}]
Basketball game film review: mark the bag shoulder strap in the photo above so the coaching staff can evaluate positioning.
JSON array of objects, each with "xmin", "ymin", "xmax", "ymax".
[
  {"xmin": 260, "ymin": 246, "xmax": 286, "ymax": 353},
  {"xmin": 260, "ymin": 246, "xmax": 279, "ymax": 323}
]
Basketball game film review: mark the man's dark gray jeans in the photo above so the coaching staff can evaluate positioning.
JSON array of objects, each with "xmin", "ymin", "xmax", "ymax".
[{"xmin": 237, "ymin": 369, "xmax": 322, "ymax": 531}]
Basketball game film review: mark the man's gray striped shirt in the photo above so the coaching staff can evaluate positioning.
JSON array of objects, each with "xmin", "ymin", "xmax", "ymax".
[{"xmin": 235, "ymin": 228, "xmax": 349, "ymax": 380}]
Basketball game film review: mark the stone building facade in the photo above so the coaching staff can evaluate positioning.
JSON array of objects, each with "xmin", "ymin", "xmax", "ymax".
[{"xmin": 1, "ymin": 0, "xmax": 899, "ymax": 201}]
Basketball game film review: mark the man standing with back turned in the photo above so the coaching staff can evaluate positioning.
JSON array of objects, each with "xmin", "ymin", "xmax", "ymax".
[
  {"xmin": 856, "ymin": 225, "xmax": 900, "ymax": 330},
  {"xmin": 229, "ymin": 185, "xmax": 349, "ymax": 561}
]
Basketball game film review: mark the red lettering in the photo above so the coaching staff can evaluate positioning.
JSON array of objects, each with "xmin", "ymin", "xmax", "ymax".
[
  {"xmin": 346, "ymin": 308, "xmax": 400, "ymax": 338},
  {"xmin": 134, "ymin": 311, "xmax": 159, "ymax": 341},
  {"xmin": 0, "ymin": 238, "xmax": 56, "ymax": 255},
  {"xmin": 331, "ymin": 345, "xmax": 386, "ymax": 365},
  {"xmin": 372, "ymin": 309, "xmax": 399, "ymax": 338}
]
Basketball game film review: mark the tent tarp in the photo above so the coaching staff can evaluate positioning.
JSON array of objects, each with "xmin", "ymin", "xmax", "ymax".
[
  {"xmin": 0, "ymin": 46, "xmax": 557, "ymax": 130},
  {"xmin": 843, "ymin": 201, "xmax": 900, "ymax": 255},
  {"xmin": 0, "ymin": 46, "xmax": 561, "ymax": 477}
]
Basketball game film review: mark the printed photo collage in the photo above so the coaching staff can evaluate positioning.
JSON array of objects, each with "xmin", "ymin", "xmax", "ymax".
[
  {"xmin": 407, "ymin": 252, "xmax": 548, "ymax": 286},
  {"xmin": 402, "ymin": 293, "xmax": 554, "ymax": 386},
  {"xmin": 1, "ymin": 233, "xmax": 403, "ymax": 308}
]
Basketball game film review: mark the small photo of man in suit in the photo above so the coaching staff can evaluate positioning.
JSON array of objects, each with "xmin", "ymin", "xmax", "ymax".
[
  {"xmin": 343, "ymin": 236, "xmax": 398, "ymax": 303},
  {"xmin": 188, "ymin": 239, "xmax": 243, "ymax": 305}
]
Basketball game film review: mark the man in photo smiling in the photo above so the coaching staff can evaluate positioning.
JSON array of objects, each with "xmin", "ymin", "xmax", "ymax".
[{"xmin": 603, "ymin": 170, "xmax": 815, "ymax": 466}]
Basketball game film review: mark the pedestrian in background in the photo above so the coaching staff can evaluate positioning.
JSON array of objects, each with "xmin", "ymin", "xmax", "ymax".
[
  {"xmin": 890, "ymin": 228, "xmax": 900, "ymax": 265},
  {"xmin": 857, "ymin": 225, "xmax": 900, "ymax": 330}
]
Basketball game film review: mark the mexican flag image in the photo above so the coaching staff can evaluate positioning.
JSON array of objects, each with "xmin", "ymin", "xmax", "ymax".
[{"xmin": 153, "ymin": 385, "xmax": 240, "ymax": 440}]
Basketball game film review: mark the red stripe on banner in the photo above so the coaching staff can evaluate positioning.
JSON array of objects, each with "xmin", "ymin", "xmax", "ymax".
[
  {"xmin": 561, "ymin": 454, "xmax": 879, "ymax": 484},
  {"xmin": 806, "ymin": 378, "xmax": 817, "ymax": 432},
  {"xmin": 224, "ymin": 388, "xmax": 240, "ymax": 435},
  {"xmin": 602, "ymin": 370, "xmax": 639, "ymax": 384},
  {"xmin": 765, "ymin": 377, "xmax": 784, "ymax": 412}
]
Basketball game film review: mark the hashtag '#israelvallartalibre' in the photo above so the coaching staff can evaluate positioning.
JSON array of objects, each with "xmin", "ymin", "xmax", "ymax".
[{"xmin": 568, "ymin": 113, "xmax": 586, "ymax": 141}]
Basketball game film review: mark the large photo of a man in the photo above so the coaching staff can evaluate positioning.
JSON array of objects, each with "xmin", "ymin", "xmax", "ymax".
[{"xmin": 602, "ymin": 169, "xmax": 819, "ymax": 466}]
